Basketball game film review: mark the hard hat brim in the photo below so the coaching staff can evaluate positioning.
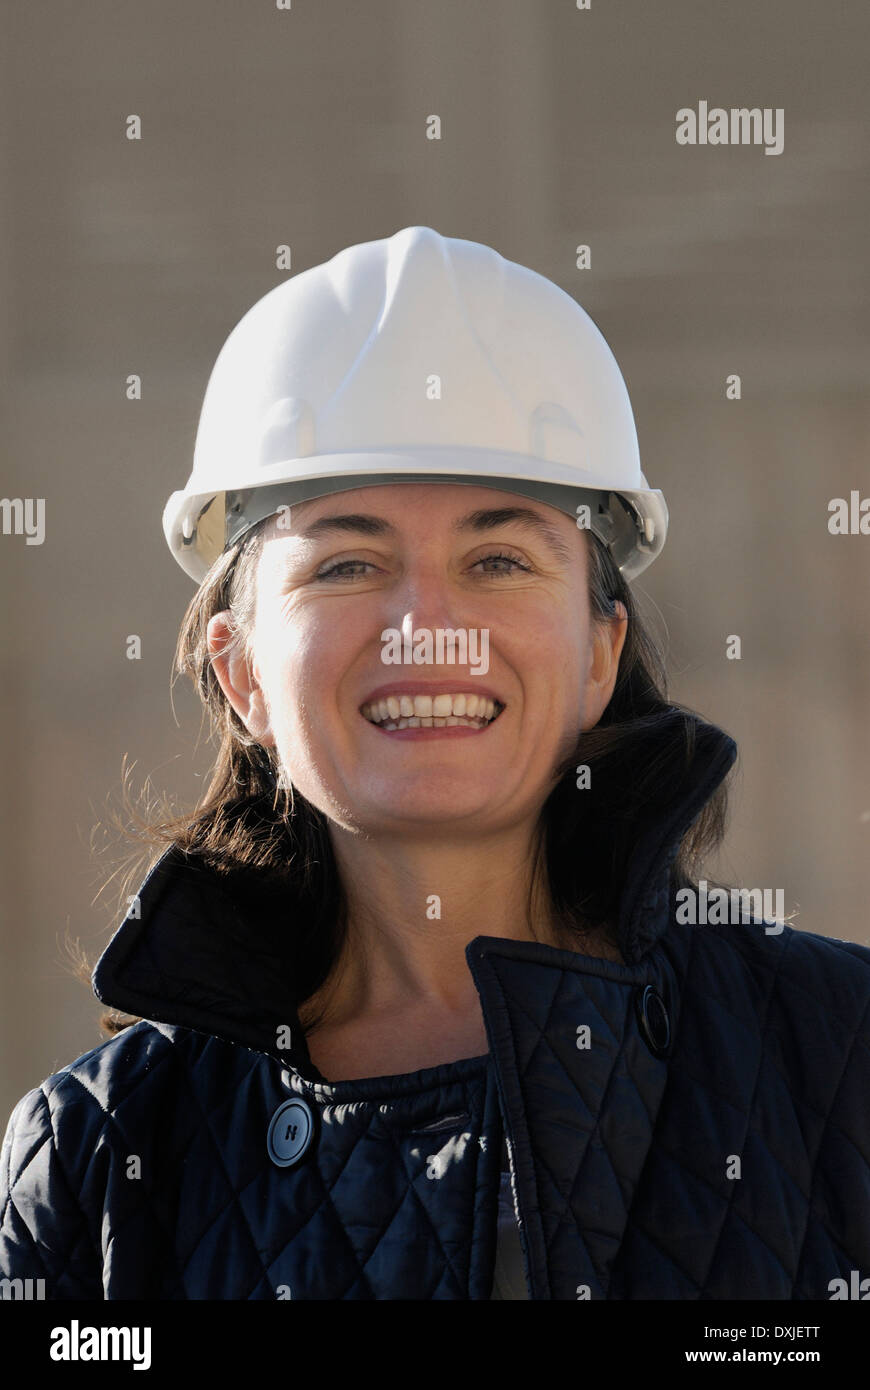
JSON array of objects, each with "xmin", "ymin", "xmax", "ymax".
[{"xmin": 163, "ymin": 448, "xmax": 668, "ymax": 585}]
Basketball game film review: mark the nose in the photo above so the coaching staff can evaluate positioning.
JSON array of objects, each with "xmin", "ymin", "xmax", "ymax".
[
  {"xmin": 393, "ymin": 561, "xmax": 466, "ymax": 644},
  {"xmin": 374, "ymin": 550, "xmax": 494, "ymax": 680}
]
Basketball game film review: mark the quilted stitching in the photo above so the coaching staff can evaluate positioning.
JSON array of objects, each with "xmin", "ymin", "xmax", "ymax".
[{"xmin": 2, "ymin": 722, "xmax": 869, "ymax": 1300}]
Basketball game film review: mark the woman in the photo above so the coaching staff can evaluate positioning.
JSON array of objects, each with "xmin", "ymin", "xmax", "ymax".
[{"xmin": 2, "ymin": 226, "xmax": 868, "ymax": 1301}]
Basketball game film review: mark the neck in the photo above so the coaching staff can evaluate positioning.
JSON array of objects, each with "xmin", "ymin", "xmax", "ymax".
[{"xmin": 298, "ymin": 818, "xmax": 616, "ymax": 1035}]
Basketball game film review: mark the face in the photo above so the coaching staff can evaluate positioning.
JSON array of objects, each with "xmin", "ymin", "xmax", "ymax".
[{"xmin": 208, "ymin": 484, "xmax": 626, "ymax": 839}]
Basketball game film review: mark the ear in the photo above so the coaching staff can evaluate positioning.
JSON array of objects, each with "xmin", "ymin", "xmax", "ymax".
[
  {"xmin": 206, "ymin": 612, "xmax": 275, "ymax": 746},
  {"xmin": 582, "ymin": 601, "xmax": 628, "ymax": 730}
]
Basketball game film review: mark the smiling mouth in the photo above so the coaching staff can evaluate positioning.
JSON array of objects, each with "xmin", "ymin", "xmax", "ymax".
[{"xmin": 360, "ymin": 692, "xmax": 504, "ymax": 731}]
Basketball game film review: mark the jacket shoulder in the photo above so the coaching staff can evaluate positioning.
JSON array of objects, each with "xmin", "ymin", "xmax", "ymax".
[
  {"xmin": 694, "ymin": 915, "xmax": 870, "ymax": 982},
  {"xmin": 2, "ymin": 1017, "xmax": 245, "ymax": 1162},
  {"xmin": 781, "ymin": 923, "xmax": 870, "ymax": 975},
  {"xmin": 772, "ymin": 922, "xmax": 870, "ymax": 1025},
  {"xmin": 674, "ymin": 916, "xmax": 870, "ymax": 1061},
  {"xmin": 0, "ymin": 1020, "xmax": 197, "ymax": 1298}
]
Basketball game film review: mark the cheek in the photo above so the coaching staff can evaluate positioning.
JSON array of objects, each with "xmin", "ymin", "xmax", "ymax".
[
  {"xmin": 250, "ymin": 611, "xmax": 303, "ymax": 721},
  {"xmin": 517, "ymin": 609, "xmax": 591, "ymax": 687},
  {"xmin": 254, "ymin": 607, "xmax": 352, "ymax": 732}
]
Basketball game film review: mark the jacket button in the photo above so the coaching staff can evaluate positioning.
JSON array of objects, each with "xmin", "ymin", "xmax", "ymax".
[
  {"xmin": 267, "ymin": 1099, "xmax": 314, "ymax": 1168},
  {"xmin": 636, "ymin": 985, "xmax": 670, "ymax": 1057}
]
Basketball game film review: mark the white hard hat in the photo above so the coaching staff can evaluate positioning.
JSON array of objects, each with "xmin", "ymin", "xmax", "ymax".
[{"xmin": 163, "ymin": 226, "xmax": 668, "ymax": 583}]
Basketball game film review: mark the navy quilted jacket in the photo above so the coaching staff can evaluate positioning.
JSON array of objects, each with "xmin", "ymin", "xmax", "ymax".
[{"xmin": 2, "ymin": 722, "xmax": 869, "ymax": 1300}]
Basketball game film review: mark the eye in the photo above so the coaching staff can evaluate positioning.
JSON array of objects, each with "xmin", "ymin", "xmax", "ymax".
[
  {"xmin": 471, "ymin": 550, "xmax": 532, "ymax": 575},
  {"xmin": 314, "ymin": 559, "xmax": 378, "ymax": 581},
  {"xmin": 313, "ymin": 550, "xmax": 533, "ymax": 581}
]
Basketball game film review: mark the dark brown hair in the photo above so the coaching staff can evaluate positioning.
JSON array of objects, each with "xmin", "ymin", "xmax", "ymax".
[{"xmin": 83, "ymin": 512, "xmax": 733, "ymax": 1038}]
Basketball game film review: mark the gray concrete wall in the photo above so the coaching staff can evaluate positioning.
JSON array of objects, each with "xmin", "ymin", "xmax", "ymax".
[{"xmin": 2, "ymin": 0, "xmax": 868, "ymax": 1123}]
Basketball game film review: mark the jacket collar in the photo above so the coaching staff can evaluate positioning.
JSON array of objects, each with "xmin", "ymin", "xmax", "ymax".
[{"xmin": 92, "ymin": 720, "xmax": 736, "ymax": 1075}]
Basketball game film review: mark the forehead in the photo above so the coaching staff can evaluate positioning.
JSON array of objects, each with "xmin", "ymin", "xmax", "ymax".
[{"xmin": 256, "ymin": 482, "xmax": 584, "ymax": 559}]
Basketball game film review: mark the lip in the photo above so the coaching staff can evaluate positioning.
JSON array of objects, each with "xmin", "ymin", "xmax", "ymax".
[
  {"xmin": 359, "ymin": 679, "xmax": 506, "ymax": 738},
  {"xmin": 365, "ymin": 721, "xmax": 500, "ymax": 739}
]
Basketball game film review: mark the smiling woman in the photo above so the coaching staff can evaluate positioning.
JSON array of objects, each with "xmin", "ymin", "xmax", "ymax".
[
  {"xmin": 2, "ymin": 226, "xmax": 869, "ymax": 1303},
  {"xmin": 201, "ymin": 483, "xmax": 633, "ymax": 1078}
]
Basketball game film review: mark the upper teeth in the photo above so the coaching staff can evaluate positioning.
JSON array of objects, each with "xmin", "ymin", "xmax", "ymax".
[{"xmin": 361, "ymin": 692, "xmax": 500, "ymax": 724}]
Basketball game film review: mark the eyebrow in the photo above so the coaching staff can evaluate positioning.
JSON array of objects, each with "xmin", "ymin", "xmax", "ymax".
[{"xmin": 295, "ymin": 506, "xmax": 575, "ymax": 564}]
